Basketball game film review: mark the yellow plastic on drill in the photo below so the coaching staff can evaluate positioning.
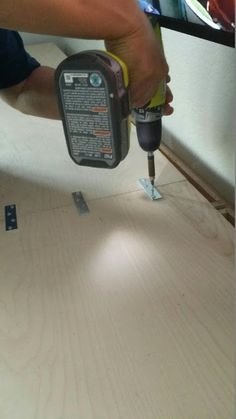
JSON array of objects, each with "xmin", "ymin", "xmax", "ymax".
[
  {"xmin": 102, "ymin": 51, "xmax": 129, "ymax": 88},
  {"xmin": 148, "ymin": 22, "xmax": 166, "ymax": 109},
  {"xmin": 102, "ymin": 50, "xmax": 132, "ymax": 132}
]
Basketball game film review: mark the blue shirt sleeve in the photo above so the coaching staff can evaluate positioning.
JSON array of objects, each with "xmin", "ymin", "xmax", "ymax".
[{"xmin": 0, "ymin": 29, "xmax": 40, "ymax": 89}]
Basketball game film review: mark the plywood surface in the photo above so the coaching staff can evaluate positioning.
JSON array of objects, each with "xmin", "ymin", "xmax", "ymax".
[
  {"xmin": 0, "ymin": 43, "xmax": 234, "ymax": 419},
  {"xmin": 0, "ymin": 186, "xmax": 234, "ymax": 419}
]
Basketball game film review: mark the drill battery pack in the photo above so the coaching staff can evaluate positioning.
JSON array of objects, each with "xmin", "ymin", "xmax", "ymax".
[{"xmin": 55, "ymin": 50, "xmax": 131, "ymax": 169}]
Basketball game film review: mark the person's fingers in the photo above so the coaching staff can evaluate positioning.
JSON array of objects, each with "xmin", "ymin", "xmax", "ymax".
[
  {"xmin": 165, "ymin": 85, "xmax": 173, "ymax": 104},
  {"xmin": 163, "ymin": 104, "xmax": 174, "ymax": 116},
  {"xmin": 106, "ymin": 16, "xmax": 170, "ymax": 109},
  {"xmin": 131, "ymin": 60, "xmax": 169, "ymax": 108},
  {"xmin": 163, "ymin": 85, "xmax": 174, "ymax": 116}
]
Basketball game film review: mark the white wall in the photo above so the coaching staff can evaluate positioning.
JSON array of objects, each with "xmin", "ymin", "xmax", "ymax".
[
  {"xmin": 21, "ymin": 32, "xmax": 235, "ymax": 205},
  {"xmin": 20, "ymin": 33, "xmax": 104, "ymax": 55},
  {"xmin": 20, "ymin": 32, "xmax": 67, "ymax": 51},
  {"xmin": 161, "ymin": 28, "xmax": 235, "ymax": 205},
  {"xmin": 63, "ymin": 38, "xmax": 104, "ymax": 55}
]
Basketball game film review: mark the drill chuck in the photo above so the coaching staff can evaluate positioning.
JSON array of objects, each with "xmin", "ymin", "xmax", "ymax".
[{"xmin": 135, "ymin": 118, "xmax": 162, "ymax": 152}]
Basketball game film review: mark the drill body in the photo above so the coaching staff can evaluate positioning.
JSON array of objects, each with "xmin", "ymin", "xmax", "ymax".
[
  {"xmin": 55, "ymin": 0, "xmax": 166, "ymax": 188},
  {"xmin": 134, "ymin": 0, "xmax": 166, "ymax": 184}
]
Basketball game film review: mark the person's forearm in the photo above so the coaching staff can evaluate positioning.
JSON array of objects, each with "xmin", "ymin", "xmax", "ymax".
[
  {"xmin": 1, "ymin": 66, "xmax": 60, "ymax": 119},
  {"xmin": 0, "ymin": 0, "xmax": 145, "ymax": 40}
]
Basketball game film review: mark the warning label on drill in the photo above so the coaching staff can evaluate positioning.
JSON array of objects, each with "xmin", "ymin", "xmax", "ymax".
[{"xmin": 60, "ymin": 71, "xmax": 114, "ymax": 163}]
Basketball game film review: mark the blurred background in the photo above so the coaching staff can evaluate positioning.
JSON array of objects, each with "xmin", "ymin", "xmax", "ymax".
[{"xmin": 156, "ymin": 0, "xmax": 235, "ymax": 31}]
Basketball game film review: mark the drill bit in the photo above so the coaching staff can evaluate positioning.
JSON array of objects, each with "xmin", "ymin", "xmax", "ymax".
[{"xmin": 147, "ymin": 151, "xmax": 155, "ymax": 186}]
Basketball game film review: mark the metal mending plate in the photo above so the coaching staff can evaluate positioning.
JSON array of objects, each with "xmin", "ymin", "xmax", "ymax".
[
  {"xmin": 138, "ymin": 178, "xmax": 162, "ymax": 201},
  {"xmin": 72, "ymin": 191, "xmax": 90, "ymax": 215},
  {"xmin": 5, "ymin": 204, "xmax": 18, "ymax": 231}
]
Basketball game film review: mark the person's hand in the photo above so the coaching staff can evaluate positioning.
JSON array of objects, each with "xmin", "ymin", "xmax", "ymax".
[
  {"xmin": 164, "ymin": 76, "xmax": 174, "ymax": 116},
  {"xmin": 105, "ymin": 14, "xmax": 173, "ymax": 114}
]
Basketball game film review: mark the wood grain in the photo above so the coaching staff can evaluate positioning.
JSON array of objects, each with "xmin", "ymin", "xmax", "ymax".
[{"xmin": 0, "ymin": 187, "xmax": 234, "ymax": 419}]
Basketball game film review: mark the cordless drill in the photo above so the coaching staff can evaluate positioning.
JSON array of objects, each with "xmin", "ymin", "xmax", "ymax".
[{"xmin": 55, "ymin": 1, "xmax": 166, "ymax": 189}]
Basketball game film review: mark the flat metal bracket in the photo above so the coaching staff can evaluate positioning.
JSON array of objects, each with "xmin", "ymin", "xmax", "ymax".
[
  {"xmin": 72, "ymin": 191, "xmax": 90, "ymax": 215},
  {"xmin": 138, "ymin": 178, "xmax": 162, "ymax": 201},
  {"xmin": 5, "ymin": 204, "xmax": 18, "ymax": 231}
]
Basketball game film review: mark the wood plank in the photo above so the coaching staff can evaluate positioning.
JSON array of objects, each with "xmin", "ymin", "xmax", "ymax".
[
  {"xmin": 0, "ymin": 186, "xmax": 234, "ymax": 419},
  {"xmin": 160, "ymin": 143, "xmax": 235, "ymax": 225},
  {"xmin": 159, "ymin": 181, "xmax": 234, "ymax": 260}
]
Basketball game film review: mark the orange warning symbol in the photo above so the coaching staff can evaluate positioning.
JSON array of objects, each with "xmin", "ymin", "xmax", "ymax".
[
  {"xmin": 93, "ymin": 130, "xmax": 111, "ymax": 137},
  {"xmin": 91, "ymin": 107, "xmax": 108, "ymax": 113}
]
